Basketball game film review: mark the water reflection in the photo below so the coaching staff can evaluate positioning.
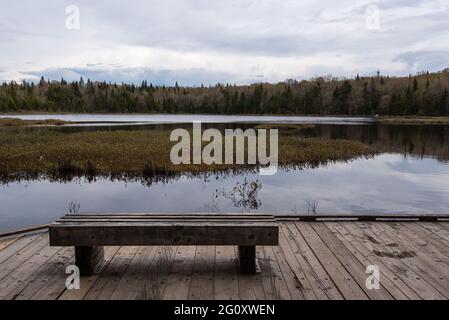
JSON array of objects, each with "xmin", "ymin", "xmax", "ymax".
[
  {"xmin": 1, "ymin": 154, "xmax": 449, "ymax": 232},
  {"xmin": 0, "ymin": 114, "xmax": 374, "ymax": 125},
  {"xmin": 2, "ymin": 121, "xmax": 449, "ymax": 232},
  {"xmin": 213, "ymin": 178, "xmax": 263, "ymax": 211},
  {"xmin": 0, "ymin": 156, "xmax": 366, "ymax": 185},
  {"xmin": 3, "ymin": 122, "xmax": 449, "ymax": 185}
]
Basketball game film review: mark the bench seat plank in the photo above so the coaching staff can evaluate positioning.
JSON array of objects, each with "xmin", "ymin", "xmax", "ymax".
[
  {"xmin": 55, "ymin": 219, "xmax": 275, "ymax": 224},
  {"xmin": 50, "ymin": 214, "xmax": 278, "ymax": 247},
  {"xmin": 63, "ymin": 213, "xmax": 274, "ymax": 216},
  {"xmin": 50, "ymin": 224, "xmax": 278, "ymax": 246}
]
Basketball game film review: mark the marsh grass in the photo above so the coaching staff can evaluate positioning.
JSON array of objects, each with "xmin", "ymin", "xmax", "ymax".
[
  {"xmin": 0, "ymin": 127, "xmax": 376, "ymax": 183},
  {"xmin": 0, "ymin": 118, "xmax": 72, "ymax": 127}
]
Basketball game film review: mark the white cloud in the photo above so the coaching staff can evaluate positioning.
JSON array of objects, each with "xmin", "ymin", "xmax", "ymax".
[{"xmin": 1, "ymin": 0, "xmax": 448, "ymax": 85}]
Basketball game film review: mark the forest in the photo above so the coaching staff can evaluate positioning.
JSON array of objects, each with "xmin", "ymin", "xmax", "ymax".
[{"xmin": 1, "ymin": 70, "xmax": 449, "ymax": 116}]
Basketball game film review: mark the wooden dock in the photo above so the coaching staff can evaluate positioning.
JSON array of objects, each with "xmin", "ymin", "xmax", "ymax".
[{"xmin": 1, "ymin": 219, "xmax": 449, "ymax": 300}]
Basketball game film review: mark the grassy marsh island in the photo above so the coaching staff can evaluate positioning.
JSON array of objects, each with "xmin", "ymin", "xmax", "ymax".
[
  {"xmin": 0, "ymin": 126, "xmax": 376, "ymax": 182},
  {"xmin": 0, "ymin": 117, "xmax": 72, "ymax": 127}
]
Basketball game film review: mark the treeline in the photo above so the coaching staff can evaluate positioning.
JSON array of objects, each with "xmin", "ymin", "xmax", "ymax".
[{"xmin": 1, "ymin": 70, "xmax": 449, "ymax": 115}]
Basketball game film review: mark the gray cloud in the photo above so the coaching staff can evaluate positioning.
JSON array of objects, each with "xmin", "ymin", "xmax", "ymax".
[
  {"xmin": 394, "ymin": 50, "xmax": 449, "ymax": 72},
  {"xmin": 1, "ymin": 0, "xmax": 449, "ymax": 84}
]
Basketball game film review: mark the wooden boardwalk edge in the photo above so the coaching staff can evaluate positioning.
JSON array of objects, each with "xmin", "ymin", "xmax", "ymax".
[{"xmin": 2, "ymin": 214, "xmax": 449, "ymax": 240}]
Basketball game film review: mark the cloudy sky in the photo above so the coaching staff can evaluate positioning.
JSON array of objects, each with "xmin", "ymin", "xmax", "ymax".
[{"xmin": 1, "ymin": 0, "xmax": 449, "ymax": 85}]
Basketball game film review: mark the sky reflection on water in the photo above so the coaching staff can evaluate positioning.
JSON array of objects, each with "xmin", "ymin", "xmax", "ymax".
[{"xmin": 1, "ymin": 153, "xmax": 449, "ymax": 232}]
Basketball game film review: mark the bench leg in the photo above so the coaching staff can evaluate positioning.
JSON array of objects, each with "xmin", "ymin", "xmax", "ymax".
[
  {"xmin": 238, "ymin": 245, "xmax": 256, "ymax": 274},
  {"xmin": 75, "ymin": 246, "xmax": 104, "ymax": 276}
]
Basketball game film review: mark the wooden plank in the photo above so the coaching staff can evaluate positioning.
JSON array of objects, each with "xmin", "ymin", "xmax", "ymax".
[
  {"xmin": 0, "ymin": 234, "xmax": 49, "ymax": 281},
  {"xmin": 439, "ymin": 222, "xmax": 449, "ymax": 231},
  {"xmin": 61, "ymin": 216, "xmax": 275, "ymax": 220},
  {"xmin": 378, "ymin": 223, "xmax": 449, "ymax": 289},
  {"xmin": 326, "ymin": 222, "xmax": 418, "ymax": 300},
  {"xmin": 417, "ymin": 222, "xmax": 449, "ymax": 245},
  {"xmin": 58, "ymin": 246, "xmax": 120, "ymax": 300},
  {"xmin": 109, "ymin": 246, "xmax": 159, "ymax": 300},
  {"xmin": 407, "ymin": 223, "xmax": 449, "ymax": 271},
  {"xmin": 0, "ymin": 225, "xmax": 48, "ymax": 239},
  {"xmin": 0, "ymin": 234, "xmax": 41, "ymax": 265},
  {"xmin": 345, "ymin": 222, "xmax": 445, "ymax": 299},
  {"xmin": 411, "ymin": 222, "xmax": 449, "ymax": 253},
  {"xmin": 0, "ymin": 246, "xmax": 65, "ymax": 300},
  {"xmin": 83, "ymin": 246, "xmax": 140, "ymax": 300},
  {"xmin": 281, "ymin": 222, "xmax": 342, "ymax": 300},
  {"xmin": 0, "ymin": 237, "xmax": 21, "ymax": 252},
  {"xmin": 295, "ymin": 222, "xmax": 369, "ymax": 300},
  {"xmin": 161, "ymin": 246, "xmax": 196, "ymax": 299},
  {"xmin": 404, "ymin": 223, "xmax": 449, "ymax": 265},
  {"xmin": 56, "ymin": 219, "xmax": 276, "ymax": 224},
  {"xmin": 188, "ymin": 246, "xmax": 216, "ymax": 300},
  {"xmin": 311, "ymin": 223, "xmax": 393, "ymax": 300},
  {"xmin": 52, "ymin": 221, "xmax": 278, "ymax": 226},
  {"xmin": 276, "ymin": 214, "xmax": 449, "ymax": 221},
  {"xmin": 49, "ymin": 224, "xmax": 278, "ymax": 246},
  {"xmin": 64, "ymin": 213, "xmax": 274, "ymax": 217},
  {"xmin": 21, "ymin": 248, "xmax": 74, "ymax": 300},
  {"xmin": 214, "ymin": 246, "xmax": 239, "ymax": 300},
  {"xmin": 257, "ymin": 246, "xmax": 277, "ymax": 299},
  {"xmin": 34, "ymin": 249, "xmax": 120, "ymax": 300},
  {"xmin": 259, "ymin": 246, "xmax": 290, "ymax": 300},
  {"xmin": 371, "ymin": 222, "xmax": 449, "ymax": 298},
  {"xmin": 271, "ymin": 231, "xmax": 314, "ymax": 300},
  {"xmin": 136, "ymin": 245, "xmax": 178, "ymax": 299}
]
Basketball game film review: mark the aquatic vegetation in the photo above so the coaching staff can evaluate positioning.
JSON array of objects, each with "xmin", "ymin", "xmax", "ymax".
[
  {"xmin": 0, "ymin": 127, "xmax": 377, "ymax": 183},
  {"xmin": 215, "ymin": 178, "xmax": 263, "ymax": 211},
  {"xmin": 0, "ymin": 117, "xmax": 72, "ymax": 126}
]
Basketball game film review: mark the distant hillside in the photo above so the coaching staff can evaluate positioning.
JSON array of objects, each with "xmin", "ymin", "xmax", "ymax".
[{"xmin": 1, "ymin": 70, "xmax": 449, "ymax": 116}]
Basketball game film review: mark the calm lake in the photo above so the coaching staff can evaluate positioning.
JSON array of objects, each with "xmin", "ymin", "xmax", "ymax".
[{"xmin": 1, "ymin": 114, "xmax": 449, "ymax": 232}]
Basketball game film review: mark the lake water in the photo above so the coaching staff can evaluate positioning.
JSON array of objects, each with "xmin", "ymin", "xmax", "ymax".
[
  {"xmin": 0, "ymin": 114, "xmax": 374, "ymax": 125},
  {"xmin": 1, "ymin": 114, "xmax": 449, "ymax": 233}
]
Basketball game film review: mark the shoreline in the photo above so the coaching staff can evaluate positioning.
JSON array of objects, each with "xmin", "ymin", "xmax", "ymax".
[{"xmin": 378, "ymin": 116, "xmax": 449, "ymax": 125}]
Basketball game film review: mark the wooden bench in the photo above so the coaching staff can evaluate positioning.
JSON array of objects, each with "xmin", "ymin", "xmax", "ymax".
[{"xmin": 49, "ymin": 213, "xmax": 279, "ymax": 276}]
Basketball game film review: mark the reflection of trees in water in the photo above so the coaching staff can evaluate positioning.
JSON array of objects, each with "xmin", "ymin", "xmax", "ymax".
[
  {"xmin": 0, "ymin": 157, "xmax": 361, "ymax": 185},
  {"xmin": 306, "ymin": 200, "xmax": 319, "ymax": 215},
  {"xmin": 204, "ymin": 178, "xmax": 262, "ymax": 211},
  {"xmin": 303, "ymin": 123, "xmax": 449, "ymax": 161},
  {"xmin": 215, "ymin": 178, "xmax": 262, "ymax": 211},
  {"xmin": 291, "ymin": 200, "xmax": 319, "ymax": 215}
]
